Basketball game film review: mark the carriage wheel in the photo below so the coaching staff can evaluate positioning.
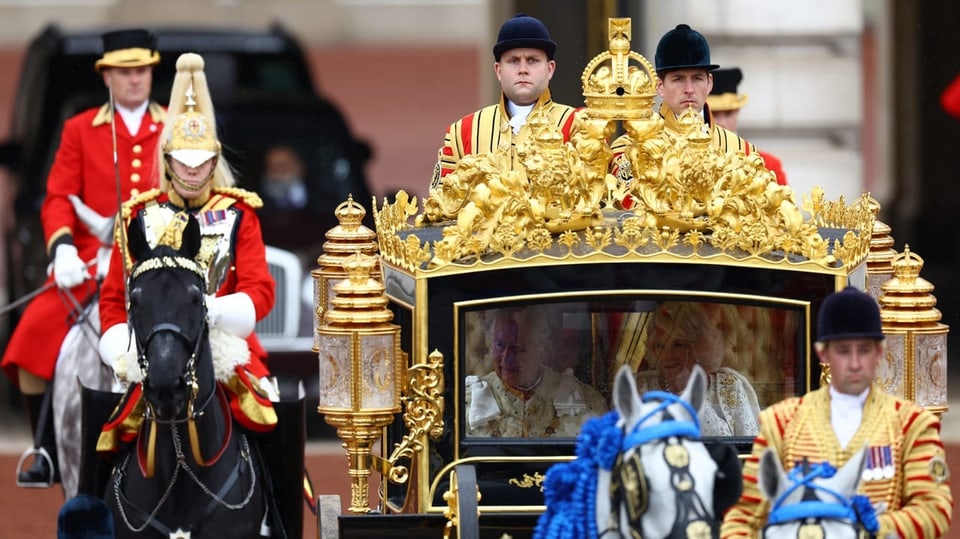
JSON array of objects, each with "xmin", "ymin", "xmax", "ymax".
[{"xmin": 442, "ymin": 464, "xmax": 480, "ymax": 539}]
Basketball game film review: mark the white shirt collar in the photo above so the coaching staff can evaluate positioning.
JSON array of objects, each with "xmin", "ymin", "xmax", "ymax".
[
  {"xmin": 829, "ymin": 384, "xmax": 870, "ymax": 448},
  {"xmin": 506, "ymin": 100, "xmax": 535, "ymax": 134},
  {"xmin": 116, "ymin": 101, "xmax": 149, "ymax": 136}
]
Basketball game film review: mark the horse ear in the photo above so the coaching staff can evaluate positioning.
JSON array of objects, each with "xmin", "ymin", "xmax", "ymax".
[
  {"xmin": 612, "ymin": 365, "xmax": 640, "ymax": 424},
  {"xmin": 758, "ymin": 448, "xmax": 785, "ymax": 501},
  {"xmin": 831, "ymin": 445, "xmax": 868, "ymax": 497},
  {"xmin": 127, "ymin": 218, "xmax": 150, "ymax": 261},
  {"xmin": 680, "ymin": 363, "xmax": 707, "ymax": 414},
  {"xmin": 178, "ymin": 214, "xmax": 202, "ymax": 259}
]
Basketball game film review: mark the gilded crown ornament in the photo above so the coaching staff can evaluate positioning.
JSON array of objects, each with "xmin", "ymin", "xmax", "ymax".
[{"xmin": 580, "ymin": 18, "xmax": 657, "ymax": 122}]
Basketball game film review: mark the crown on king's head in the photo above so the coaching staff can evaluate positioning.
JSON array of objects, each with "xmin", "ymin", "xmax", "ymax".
[{"xmin": 581, "ymin": 18, "xmax": 658, "ymax": 122}]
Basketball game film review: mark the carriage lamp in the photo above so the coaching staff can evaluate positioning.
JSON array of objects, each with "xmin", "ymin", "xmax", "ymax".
[
  {"xmin": 878, "ymin": 245, "xmax": 949, "ymax": 415},
  {"xmin": 864, "ymin": 196, "xmax": 897, "ymax": 300},
  {"xmin": 312, "ymin": 195, "xmax": 379, "ymax": 353},
  {"xmin": 316, "ymin": 251, "xmax": 402, "ymax": 513}
]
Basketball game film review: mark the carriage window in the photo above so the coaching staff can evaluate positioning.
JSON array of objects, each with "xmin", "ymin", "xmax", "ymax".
[{"xmin": 461, "ymin": 297, "xmax": 805, "ymax": 440}]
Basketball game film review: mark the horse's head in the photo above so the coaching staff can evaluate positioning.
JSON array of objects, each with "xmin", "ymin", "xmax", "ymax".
[
  {"xmin": 598, "ymin": 364, "xmax": 720, "ymax": 538},
  {"xmin": 126, "ymin": 215, "xmax": 209, "ymax": 421},
  {"xmin": 759, "ymin": 446, "xmax": 878, "ymax": 539}
]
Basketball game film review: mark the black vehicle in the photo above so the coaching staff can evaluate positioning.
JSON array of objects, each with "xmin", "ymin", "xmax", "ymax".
[{"xmin": 4, "ymin": 24, "xmax": 370, "ymax": 426}]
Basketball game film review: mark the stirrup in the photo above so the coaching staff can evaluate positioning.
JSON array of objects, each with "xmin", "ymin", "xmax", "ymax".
[{"xmin": 15, "ymin": 446, "xmax": 55, "ymax": 488}]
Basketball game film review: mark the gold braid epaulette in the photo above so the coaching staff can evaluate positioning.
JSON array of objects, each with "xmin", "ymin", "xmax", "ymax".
[
  {"xmin": 114, "ymin": 188, "xmax": 163, "ymax": 248},
  {"xmin": 212, "ymin": 187, "xmax": 263, "ymax": 209}
]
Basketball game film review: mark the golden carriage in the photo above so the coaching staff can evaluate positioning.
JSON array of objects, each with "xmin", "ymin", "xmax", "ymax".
[{"xmin": 312, "ymin": 18, "xmax": 948, "ymax": 539}]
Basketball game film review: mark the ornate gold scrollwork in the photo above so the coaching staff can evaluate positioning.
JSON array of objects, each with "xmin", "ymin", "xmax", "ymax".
[
  {"xmin": 508, "ymin": 472, "xmax": 546, "ymax": 492},
  {"xmin": 381, "ymin": 349, "xmax": 445, "ymax": 484}
]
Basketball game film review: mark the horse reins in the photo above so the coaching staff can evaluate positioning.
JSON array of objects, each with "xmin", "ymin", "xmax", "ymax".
[{"xmin": 128, "ymin": 254, "xmax": 228, "ymax": 473}]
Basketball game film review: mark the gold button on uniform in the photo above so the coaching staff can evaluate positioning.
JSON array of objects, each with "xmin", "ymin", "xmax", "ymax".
[
  {"xmin": 132, "ymin": 158, "xmax": 142, "ymax": 168},
  {"xmin": 131, "ymin": 188, "xmax": 140, "ymax": 197},
  {"xmin": 131, "ymin": 173, "xmax": 141, "ymax": 183},
  {"xmin": 133, "ymin": 144, "xmax": 142, "ymax": 153}
]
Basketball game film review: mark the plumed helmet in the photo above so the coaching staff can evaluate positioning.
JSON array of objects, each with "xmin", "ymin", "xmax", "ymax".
[
  {"xmin": 95, "ymin": 29, "xmax": 160, "ymax": 72},
  {"xmin": 162, "ymin": 54, "xmax": 221, "ymax": 168},
  {"xmin": 493, "ymin": 13, "xmax": 557, "ymax": 61},
  {"xmin": 655, "ymin": 24, "xmax": 719, "ymax": 74},
  {"xmin": 160, "ymin": 53, "xmax": 236, "ymax": 189},
  {"xmin": 707, "ymin": 67, "xmax": 748, "ymax": 111},
  {"xmin": 57, "ymin": 493, "xmax": 114, "ymax": 539},
  {"xmin": 816, "ymin": 286, "xmax": 885, "ymax": 342}
]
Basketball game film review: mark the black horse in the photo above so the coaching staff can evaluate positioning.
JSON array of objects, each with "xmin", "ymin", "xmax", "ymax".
[{"xmin": 106, "ymin": 216, "xmax": 269, "ymax": 538}]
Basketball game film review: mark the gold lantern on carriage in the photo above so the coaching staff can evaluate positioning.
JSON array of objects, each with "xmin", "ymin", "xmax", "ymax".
[
  {"xmin": 316, "ymin": 252, "xmax": 402, "ymax": 513},
  {"xmin": 878, "ymin": 246, "xmax": 949, "ymax": 415}
]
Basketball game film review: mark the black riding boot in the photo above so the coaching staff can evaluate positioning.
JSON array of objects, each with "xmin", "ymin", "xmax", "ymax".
[{"xmin": 17, "ymin": 391, "xmax": 59, "ymax": 486}]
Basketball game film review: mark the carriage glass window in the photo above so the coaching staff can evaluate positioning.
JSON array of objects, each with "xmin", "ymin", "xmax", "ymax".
[{"xmin": 459, "ymin": 296, "xmax": 809, "ymax": 442}]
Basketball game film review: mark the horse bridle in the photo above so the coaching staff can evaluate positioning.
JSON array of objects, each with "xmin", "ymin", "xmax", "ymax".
[
  {"xmin": 128, "ymin": 254, "xmax": 231, "ymax": 472},
  {"xmin": 128, "ymin": 255, "xmax": 211, "ymax": 423},
  {"xmin": 765, "ymin": 461, "xmax": 876, "ymax": 539},
  {"xmin": 606, "ymin": 391, "xmax": 714, "ymax": 539}
]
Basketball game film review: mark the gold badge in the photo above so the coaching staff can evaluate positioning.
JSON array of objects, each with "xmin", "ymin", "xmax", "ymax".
[
  {"xmin": 929, "ymin": 455, "xmax": 950, "ymax": 485},
  {"xmin": 684, "ymin": 519, "xmax": 711, "ymax": 539},
  {"xmin": 664, "ymin": 444, "xmax": 690, "ymax": 468},
  {"xmin": 797, "ymin": 523, "xmax": 825, "ymax": 539}
]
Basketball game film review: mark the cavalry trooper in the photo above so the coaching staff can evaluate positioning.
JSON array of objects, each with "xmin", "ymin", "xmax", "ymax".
[
  {"xmin": 3, "ymin": 28, "xmax": 163, "ymax": 488},
  {"xmin": 95, "ymin": 52, "xmax": 308, "ymax": 539}
]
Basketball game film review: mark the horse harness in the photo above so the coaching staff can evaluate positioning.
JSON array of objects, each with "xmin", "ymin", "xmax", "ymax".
[
  {"xmin": 765, "ymin": 460, "xmax": 876, "ymax": 539},
  {"xmin": 115, "ymin": 254, "xmax": 260, "ymax": 537},
  {"xmin": 604, "ymin": 391, "xmax": 715, "ymax": 539}
]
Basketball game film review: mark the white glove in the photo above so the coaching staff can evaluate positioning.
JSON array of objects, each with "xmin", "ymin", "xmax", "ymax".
[
  {"xmin": 53, "ymin": 243, "xmax": 88, "ymax": 289},
  {"xmin": 98, "ymin": 323, "xmax": 138, "ymax": 382},
  {"xmin": 206, "ymin": 293, "xmax": 256, "ymax": 338}
]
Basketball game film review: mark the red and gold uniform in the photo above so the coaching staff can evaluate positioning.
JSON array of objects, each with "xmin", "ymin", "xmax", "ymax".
[
  {"xmin": 1, "ymin": 102, "xmax": 164, "ymax": 383},
  {"xmin": 430, "ymin": 90, "xmax": 579, "ymax": 189},
  {"xmin": 721, "ymin": 384, "xmax": 952, "ymax": 538},
  {"xmin": 99, "ymin": 186, "xmax": 275, "ymax": 378}
]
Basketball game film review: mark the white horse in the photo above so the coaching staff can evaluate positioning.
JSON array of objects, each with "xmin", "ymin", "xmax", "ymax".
[
  {"xmin": 536, "ymin": 364, "xmax": 741, "ymax": 539},
  {"xmin": 758, "ymin": 446, "xmax": 879, "ymax": 539},
  {"xmin": 52, "ymin": 196, "xmax": 116, "ymax": 499}
]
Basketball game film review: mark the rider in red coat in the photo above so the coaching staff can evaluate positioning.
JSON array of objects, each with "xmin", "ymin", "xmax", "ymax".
[{"xmin": 1, "ymin": 29, "xmax": 163, "ymax": 487}]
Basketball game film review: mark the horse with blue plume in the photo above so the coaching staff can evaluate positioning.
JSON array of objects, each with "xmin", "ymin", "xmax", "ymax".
[
  {"xmin": 535, "ymin": 364, "xmax": 742, "ymax": 539},
  {"xmin": 759, "ymin": 446, "xmax": 879, "ymax": 539}
]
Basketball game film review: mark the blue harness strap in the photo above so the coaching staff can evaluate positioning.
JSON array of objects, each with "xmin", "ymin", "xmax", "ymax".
[{"xmin": 767, "ymin": 461, "xmax": 879, "ymax": 535}]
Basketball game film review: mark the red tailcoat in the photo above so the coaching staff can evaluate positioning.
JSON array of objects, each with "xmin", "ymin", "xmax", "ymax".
[{"xmin": 2, "ymin": 103, "xmax": 164, "ymax": 383}]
